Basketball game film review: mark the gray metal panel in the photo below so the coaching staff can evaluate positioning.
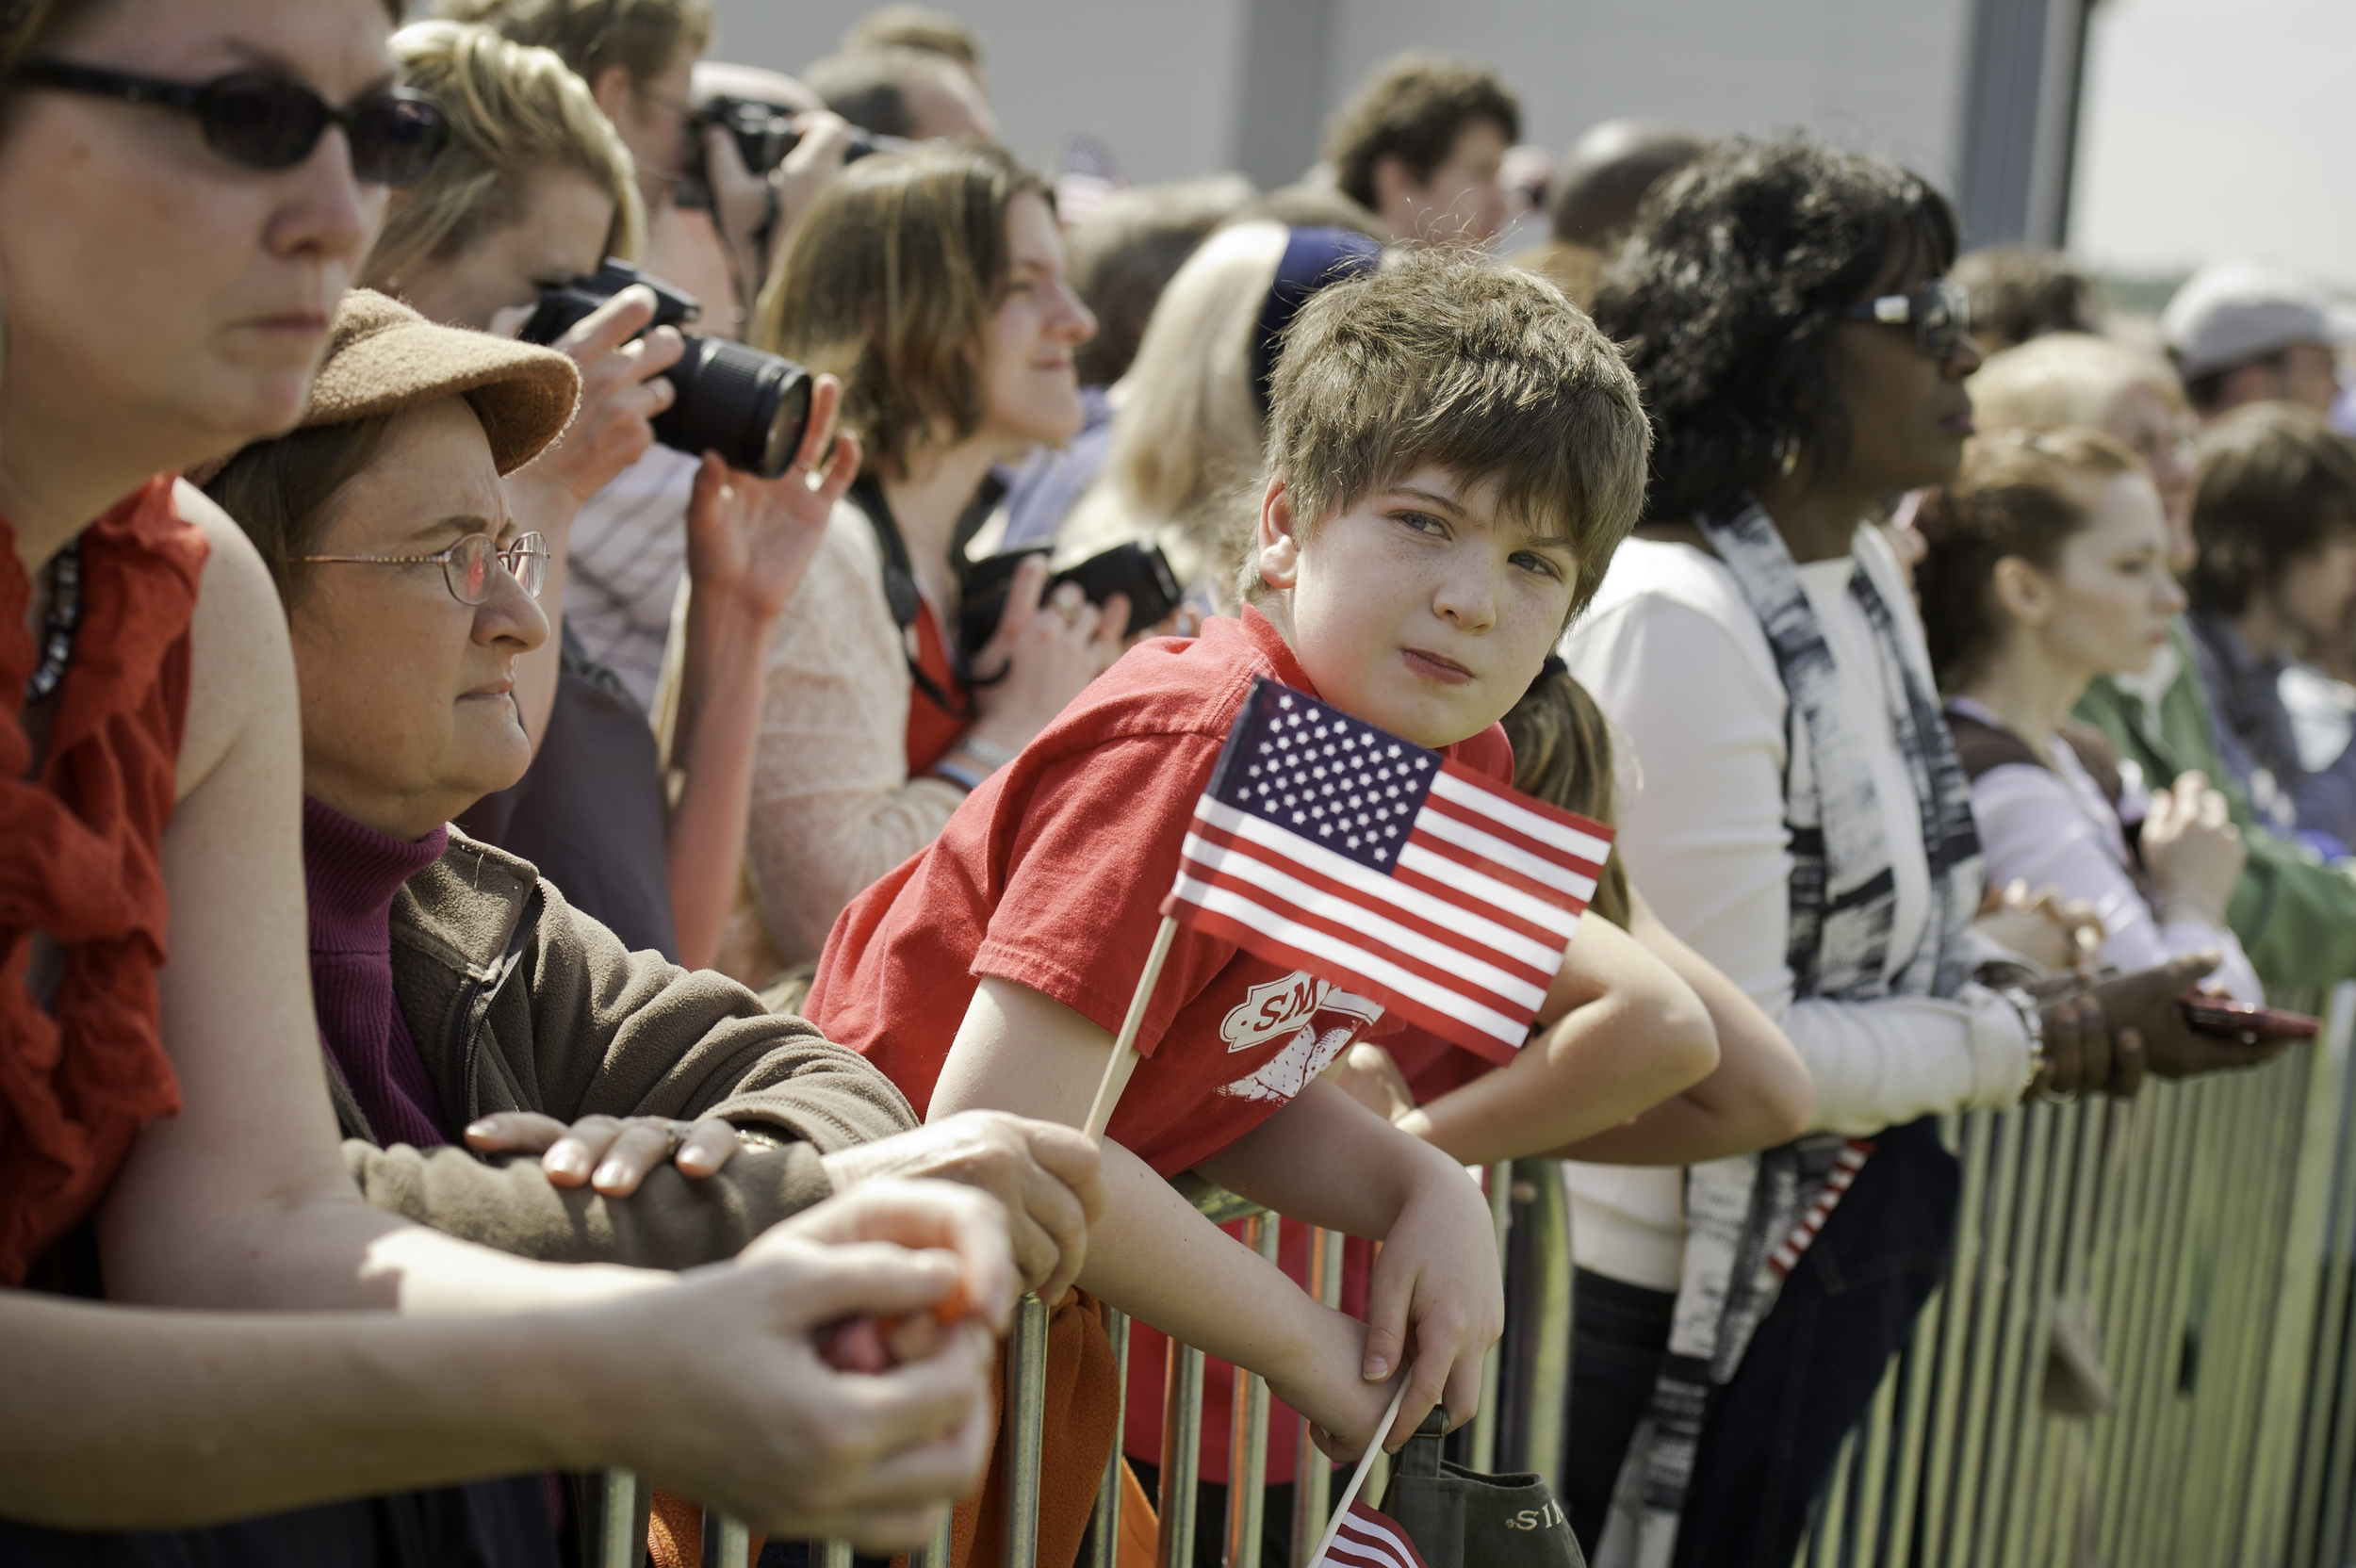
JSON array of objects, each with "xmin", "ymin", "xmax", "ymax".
[
  {"xmin": 1955, "ymin": 0, "xmax": 2091, "ymax": 245},
  {"xmin": 1230, "ymin": 0, "xmax": 1337, "ymax": 190}
]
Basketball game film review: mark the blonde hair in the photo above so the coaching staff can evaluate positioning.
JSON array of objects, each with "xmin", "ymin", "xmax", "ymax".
[
  {"xmin": 1968, "ymin": 332, "xmax": 2184, "ymax": 435},
  {"xmin": 363, "ymin": 21, "xmax": 645, "ymax": 292},
  {"xmin": 432, "ymin": 0, "xmax": 711, "ymax": 92},
  {"xmin": 1056, "ymin": 220, "xmax": 1288, "ymax": 596},
  {"xmin": 751, "ymin": 142, "xmax": 1050, "ymax": 482}
]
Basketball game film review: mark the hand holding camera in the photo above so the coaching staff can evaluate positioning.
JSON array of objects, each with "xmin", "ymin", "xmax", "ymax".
[
  {"xmin": 962, "ymin": 555, "xmax": 1130, "ymax": 757},
  {"xmin": 518, "ymin": 285, "xmax": 683, "ymax": 509},
  {"xmin": 522, "ymin": 260, "xmax": 815, "ymax": 480}
]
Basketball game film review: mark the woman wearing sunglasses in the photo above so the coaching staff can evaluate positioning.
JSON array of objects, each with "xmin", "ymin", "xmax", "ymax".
[
  {"xmin": 0, "ymin": 0, "xmax": 1011, "ymax": 1555},
  {"xmin": 1558, "ymin": 135, "xmax": 2246, "ymax": 1565}
]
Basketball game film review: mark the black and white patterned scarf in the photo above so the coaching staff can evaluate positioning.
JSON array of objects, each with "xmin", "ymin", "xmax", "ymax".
[{"xmin": 1595, "ymin": 498, "xmax": 1983, "ymax": 1567}]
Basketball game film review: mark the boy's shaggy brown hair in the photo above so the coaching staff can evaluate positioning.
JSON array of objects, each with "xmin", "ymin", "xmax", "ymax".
[
  {"xmin": 1245, "ymin": 250, "xmax": 1649, "ymax": 620},
  {"xmin": 2188, "ymin": 402, "xmax": 2356, "ymax": 616},
  {"xmin": 1322, "ymin": 54, "xmax": 1519, "ymax": 215}
]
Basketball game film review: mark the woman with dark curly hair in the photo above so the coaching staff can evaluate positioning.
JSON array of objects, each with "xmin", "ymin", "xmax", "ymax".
[{"xmin": 1560, "ymin": 134, "xmax": 2261, "ymax": 1565}]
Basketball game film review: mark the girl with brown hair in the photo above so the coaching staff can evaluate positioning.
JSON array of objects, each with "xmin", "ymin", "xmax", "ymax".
[
  {"xmin": 735, "ymin": 142, "xmax": 1124, "ymax": 973},
  {"xmin": 1915, "ymin": 429, "xmax": 2261, "ymax": 1004}
]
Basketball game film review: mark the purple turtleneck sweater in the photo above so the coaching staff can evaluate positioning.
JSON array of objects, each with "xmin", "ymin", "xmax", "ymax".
[{"xmin": 303, "ymin": 796, "xmax": 453, "ymax": 1150}]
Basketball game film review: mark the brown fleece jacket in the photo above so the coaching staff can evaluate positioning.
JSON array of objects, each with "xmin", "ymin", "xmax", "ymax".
[{"xmin": 335, "ymin": 830, "xmax": 917, "ymax": 1269}]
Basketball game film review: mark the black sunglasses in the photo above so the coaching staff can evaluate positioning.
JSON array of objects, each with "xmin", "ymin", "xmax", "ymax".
[
  {"xmin": 1842, "ymin": 278, "xmax": 1972, "ymax": 361},
  {"xmin": 9, "ymin": 58, "xmax": 447, "ymax": 187}
]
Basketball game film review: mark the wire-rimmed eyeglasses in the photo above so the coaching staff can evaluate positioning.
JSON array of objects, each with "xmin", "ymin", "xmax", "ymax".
[{"xmin": 301, "ymin": 532, "xmax": 548, "ymax": 606}]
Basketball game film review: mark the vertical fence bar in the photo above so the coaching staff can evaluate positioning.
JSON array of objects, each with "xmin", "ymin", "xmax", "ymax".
[
  {"xmin": 1513, "ymin": 1159, "xmax": 1574, "ymax": 1494},
  {"xmin": 1468, "ymin": 1162, "xmax": 1513, "ymax": 1475},
  {"xmin": 813, "ymin": 1542, "xmax": 850, "ymax": 1568},
  {"xmin": 1158, "ymin": 1341, "xmax": 1205, "ymax": 1568},
  {"xmin": 594, "ymin": 1469, "xmax": 648, "ymax": 1568},
  {"xmin": 1002, "ymin": 1293, "xmax": 1052, "ymax": 1568},
  {"xmin": 2245, "ymin": 1026, "xmax": 2345, "ymax": 1565},
  {"xmin": 1988, "ymin": 1101, "xmax": 2057, "ymax": 1561},
  {"xmin": 1292, "ymin": 1226, "xmax": 1346, "ymax": 1568},
  {"xmin": 913, "ymin": 1508, "xmax": 955, "ymax": 1568},
  {"xmin": 699, "ymin": 1513, "xmax": 751, "ymax": 1568},
  {"xmin": 1943, "ymin": 1105, "xmax": 2025, "ymax": 1564},
  {"xmin": 1088, "ymin": 1309, "xmax": 1132, "ymax": 1568},
  {"xmin": 2293, "ymin": 985, "xmax": 2356, "ymax": 1567},
  {"xmin": 1223, "ymin": 1215, "xmax": 1280, "ymax": 1568}
]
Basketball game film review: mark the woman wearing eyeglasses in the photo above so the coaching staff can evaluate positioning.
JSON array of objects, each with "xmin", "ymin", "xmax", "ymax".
[
  {"xmin": 0, "ymin": 0, "xmax": 1015, "ymax": 1555},
  {"xmin": 1557, "ymin": 136, "xmax": 2244, "ymax": 1566}
]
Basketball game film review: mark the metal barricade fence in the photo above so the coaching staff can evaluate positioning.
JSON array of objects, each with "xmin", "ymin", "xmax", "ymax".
[
  {"xmin": 622, "ymin": 1156, "xmax": 1575, "ymax": 1568},
  {"xmin": 611, "ymin": 979, "xmax": 2356, "ymax": 1568},
  {"xmin": 1796, "ymin": 980, "xmax": 2356, "ymax": 1568}
]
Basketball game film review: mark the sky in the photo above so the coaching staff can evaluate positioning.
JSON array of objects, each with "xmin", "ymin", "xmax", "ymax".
[{"xmin": 2070, "ymin": 0, "xmax": 2356, "ymax": 293}]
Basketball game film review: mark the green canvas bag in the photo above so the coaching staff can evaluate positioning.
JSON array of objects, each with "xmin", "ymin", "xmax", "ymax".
[{"xmin": 1376, "ymin": 1412, "xmax": 1586, "ymax": 1568}]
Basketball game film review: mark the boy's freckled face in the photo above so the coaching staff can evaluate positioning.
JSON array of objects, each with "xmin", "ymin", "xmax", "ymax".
[{"xmin": 1260, "ymin": 466, "xmax": 1579, "ymax": 749}]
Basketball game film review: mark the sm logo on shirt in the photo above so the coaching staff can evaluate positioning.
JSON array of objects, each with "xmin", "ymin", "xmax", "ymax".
[{"xmin": 1217, "ymin": 972, "xmax": 1383, "ymax": 1103}]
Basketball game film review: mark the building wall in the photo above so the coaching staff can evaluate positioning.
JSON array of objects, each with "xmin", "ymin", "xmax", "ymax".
[{"xmin": 705, "ymin": 0, "xmax": 1979, "ymax": 195}]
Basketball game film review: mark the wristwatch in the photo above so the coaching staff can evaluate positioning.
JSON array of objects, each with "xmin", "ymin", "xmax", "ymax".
[{"xmin": 1999, "ymin": 985, "xmax": 2048, "ymax": 1097}]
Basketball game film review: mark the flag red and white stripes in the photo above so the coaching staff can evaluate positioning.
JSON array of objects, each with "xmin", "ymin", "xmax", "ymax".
[
  {"xmin": 1317, "ymin": 1498, "xmax": 1432, "ymax": 1568},
  {"xmin": 1768, "ymin": 1139, "xmax": 1876, "ymax": 1277},
  {"xmin": 1161, "ymin": 678, "xmax": 1612, "ymax": 1065}
]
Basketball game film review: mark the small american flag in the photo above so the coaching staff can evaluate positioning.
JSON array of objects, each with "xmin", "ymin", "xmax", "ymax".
[
  {"xmin": 1317, "ymin": 1498, "xmax": 1432, "ymax": 1568},
  {"xmin": 1162, "ymin": 677, "xmax": 1612, "ymax": 1066}
]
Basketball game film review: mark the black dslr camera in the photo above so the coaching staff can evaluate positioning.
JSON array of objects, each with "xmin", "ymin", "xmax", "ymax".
[
  {"xmin": 520, "ymin": 260, "xmax": 812, "ymax": 480},
  {"xmin": 673, "ymin": 95, "xmax": 912, "ymax": 211},
  {"xmin": 957, "ymin": 542, "xmax": 1185, "ymax": 661}
]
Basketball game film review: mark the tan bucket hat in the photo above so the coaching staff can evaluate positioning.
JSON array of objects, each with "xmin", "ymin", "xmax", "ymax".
[{"xmin": 188, "ymin": 288, "xmax": 581, "ymax": 483}]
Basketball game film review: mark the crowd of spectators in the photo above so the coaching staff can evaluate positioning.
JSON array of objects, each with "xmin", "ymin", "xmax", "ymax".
[{"xmin": 3, "ymin": 2, "xmax": 2348, "ymax": 1566}]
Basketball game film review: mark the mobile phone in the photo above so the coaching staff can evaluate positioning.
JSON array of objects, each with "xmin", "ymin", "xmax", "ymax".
[
  {"xmin": 958, "ymin": 541, "xmax": 1183, "ymax": 660},
  {"xmin": 2178, "ymin": 994, "xmax": 2321, "ymax": 1043}
]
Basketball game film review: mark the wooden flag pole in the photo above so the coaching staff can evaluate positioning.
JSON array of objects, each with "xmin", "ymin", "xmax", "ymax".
[
  {"xmin": 1081, "ymin": 915, "xmax": 1181, "ymax": 1141},
  {"xmin": 1306, "ymin": 1373, "xmax": 1414, "ymax": 1567}
]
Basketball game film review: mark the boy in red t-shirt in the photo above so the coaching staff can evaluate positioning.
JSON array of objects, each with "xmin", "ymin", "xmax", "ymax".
[{"xmin": 810, "ymin": 252, "xmax": 1671, "ymax": 1457}]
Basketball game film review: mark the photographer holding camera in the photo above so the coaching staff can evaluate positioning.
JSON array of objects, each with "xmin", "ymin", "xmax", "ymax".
[
  {"xmin": 730, "ymin": 142, "xmax": 1128, "ymax": 982},
  {"xmin": 365, "ymin": 20, "xmax": 846, "ymax": 969}
]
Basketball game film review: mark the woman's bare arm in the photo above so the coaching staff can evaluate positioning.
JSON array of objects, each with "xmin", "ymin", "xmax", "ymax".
[
  {"xmin": 7, "ymin": 502, "xmax": 1008, "ymax": 1543},
  {"xmin": 1, "ymin": 1204, "xmax": 999, "ymax": 1540},
  {"xmin": 1548, "ymin": 885, "xmax": 1814, "ymax": 1164},
  {"xmin": 1391, "ymin": 912, "xmax": 1722, "ymax": 1167}
]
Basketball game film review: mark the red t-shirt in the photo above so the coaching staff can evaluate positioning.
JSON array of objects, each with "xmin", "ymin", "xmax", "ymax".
[{"xmin": 810, "ymin": 607, "xmax": 1513, "ymax": 1176}]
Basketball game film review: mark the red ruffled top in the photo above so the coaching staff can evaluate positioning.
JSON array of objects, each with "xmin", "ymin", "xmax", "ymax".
[{"xmin": 0, "ymin": 477, "xmax": 209, "ymax": 1286}]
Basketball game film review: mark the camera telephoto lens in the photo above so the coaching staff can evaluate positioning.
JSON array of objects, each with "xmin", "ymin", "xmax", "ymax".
[{"xmin": 652, "ymin": 337, "xmax": 813, "ymax": 480}]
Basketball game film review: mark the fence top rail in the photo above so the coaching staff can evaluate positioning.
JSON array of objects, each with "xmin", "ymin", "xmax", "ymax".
[{"xmin": 1172, "ymin": 1170, "xmax": 1268, "ymax": 1223}]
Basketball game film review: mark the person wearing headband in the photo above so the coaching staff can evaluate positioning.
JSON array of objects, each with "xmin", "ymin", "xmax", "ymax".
[{"xmin": 1057, "ymin": 221, "xmax": 1383, "ymax": 611}]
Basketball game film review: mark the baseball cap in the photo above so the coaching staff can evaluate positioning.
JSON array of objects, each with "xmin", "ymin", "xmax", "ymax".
[{"xmin": 2162, "ymin": 262, "xmax": 2348, "ymax": 382}]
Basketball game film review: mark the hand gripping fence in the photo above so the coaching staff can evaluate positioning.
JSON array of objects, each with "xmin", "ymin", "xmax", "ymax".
[
  {"xmin": 597, "ymin": 979, "xmax": 2356, "ymax": 1568},
  {"xmin": 589, "ymin": 1157, "xmax": 1574, "ymax": 1568}
]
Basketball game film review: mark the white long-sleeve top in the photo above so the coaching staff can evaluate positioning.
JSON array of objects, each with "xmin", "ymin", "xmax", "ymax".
[
  {"xmin": 1952, "ymin": 696, "xmax": 2264, "ymax": 1004},
  {"xmin": 1561, "ymin": 531, "xmax": 2030, "ymax": 1288},
  {"xmin": 742, "ymin": 501, "xmax": 966, "ymax": 970}
]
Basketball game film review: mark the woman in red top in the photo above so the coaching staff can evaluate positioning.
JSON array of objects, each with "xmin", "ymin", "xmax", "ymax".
[{"xmin": 0, "ymin": 0, "xmax": 1009, "ymax": 1546}]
